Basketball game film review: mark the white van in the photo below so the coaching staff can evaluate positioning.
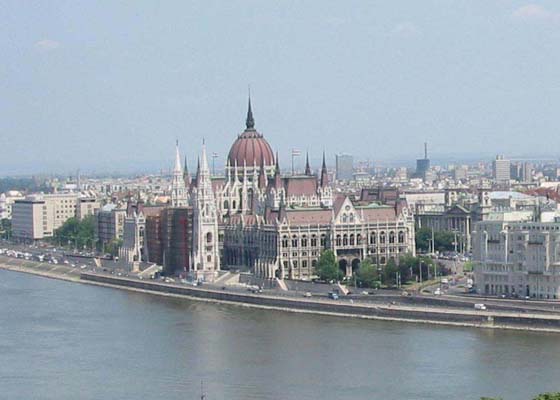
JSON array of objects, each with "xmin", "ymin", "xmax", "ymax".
[{"xmin": 474, "ymin": 303, "xmax": 487, "ymax": 311}]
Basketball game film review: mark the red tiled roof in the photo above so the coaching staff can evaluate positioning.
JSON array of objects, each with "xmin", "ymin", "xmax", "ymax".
[
  {"xmin": 284, "ymin": 176, "xmax": 317, "ymax": 196},
  {"xmin": 285, "ymin": 209, "xmax": 332, "ymax": 225}
]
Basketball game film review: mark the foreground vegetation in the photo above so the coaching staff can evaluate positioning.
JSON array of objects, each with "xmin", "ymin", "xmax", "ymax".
[{"xmin": 482, "ymin": 394, "xmax": 560, "ymax": 400}]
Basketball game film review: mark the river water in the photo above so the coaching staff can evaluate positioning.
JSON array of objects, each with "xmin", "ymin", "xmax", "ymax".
[{"xmin": 1, "ymin": 270, "xmax": 559, "ymax": 400}]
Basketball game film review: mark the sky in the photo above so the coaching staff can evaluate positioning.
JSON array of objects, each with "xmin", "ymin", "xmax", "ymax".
[{"xmin": 2, "ymin": 1, "xmax": 560, "ymax": 175}]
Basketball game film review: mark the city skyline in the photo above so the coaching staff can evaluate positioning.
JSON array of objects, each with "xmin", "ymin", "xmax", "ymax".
[{"xmin": 3, "ymin": 1, "xmax": 560, "ymax": 174}]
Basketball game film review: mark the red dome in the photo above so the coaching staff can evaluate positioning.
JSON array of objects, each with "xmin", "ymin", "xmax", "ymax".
[{"xmin": 227, "ymin": 128, "xmax": 275, "ymax": 167}]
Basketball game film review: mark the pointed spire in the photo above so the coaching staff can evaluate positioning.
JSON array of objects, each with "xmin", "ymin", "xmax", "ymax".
[
  {"xmin": 259, "ymin": 157, "xmax": 267, "ymax": 188},
  {"xmin": 320, "ymin": 150, "xmax": 329, "ymax": 187},
  {"xmin": 305, "ymin": 152, "xmax": 311, "ymax": 175},
  {"xmin": 174, "ymin": 140, "xmax": 182, "ymax": 173},
  {"xmin": 246, "ymin": 95, "xmax": 255, "ymax": 129},
  {"xmin": 273, "ymin": 151, "xmax": 282, "ymax": 188}
]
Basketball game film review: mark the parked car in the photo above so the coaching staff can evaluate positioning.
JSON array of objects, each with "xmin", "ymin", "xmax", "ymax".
[{"xmin": 474, "ymin": 303, "xmax": 487, "ymax": 310}]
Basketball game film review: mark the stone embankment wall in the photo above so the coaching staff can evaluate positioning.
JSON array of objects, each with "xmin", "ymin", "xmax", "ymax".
[{"xmin": 80, "ymin": 273, "xmax": 560, "ymax": 333}]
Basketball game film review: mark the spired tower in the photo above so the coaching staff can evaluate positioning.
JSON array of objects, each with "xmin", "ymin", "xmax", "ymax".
[
  {"xmin": 171, "ymin": 140, "xmax": 189, "ymax": 207},
  {"xmin": 191, "ymin": 141, "xmax": 220, "ymax": 282}
]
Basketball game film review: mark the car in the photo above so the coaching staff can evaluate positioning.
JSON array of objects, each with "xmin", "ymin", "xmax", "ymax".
[
  {"xmin": 303, "ymin": 292, "xmax": 312, "ymax": 298},
  {"xmin": 434, "ymin": 288, "xmax": 442, "ymax": 296},
  {"xmin": 361, "ymin": 291, "xmax": 369, "ymax": 295},
  {"xmin": 474, "ymin": 303, "xmax": 487, "ymax": 310},
  {"xmin": 328, "ymin": 292, "xmax": 339, "ymax": 300}
]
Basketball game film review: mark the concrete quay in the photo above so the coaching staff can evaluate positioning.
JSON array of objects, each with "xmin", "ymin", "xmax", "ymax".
[{"xmin": 80, "ymin": 272, "xmax": 560, "ymax": 333}]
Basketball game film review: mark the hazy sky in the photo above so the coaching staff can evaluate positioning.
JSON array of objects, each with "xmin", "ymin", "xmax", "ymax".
[{"xmin": 2, "ymin": 1, "xmax": 560, "ymax": 175}]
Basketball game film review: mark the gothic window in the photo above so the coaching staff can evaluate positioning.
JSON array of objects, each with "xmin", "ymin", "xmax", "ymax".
[
  {"xmin": 398, "ymin": 231, "xmax": 405, "ymax": 243},
  {"xmin": 320, "ymin": 234, "xmax": 326, "ymax": 247},
  {"xmin": 343, "ymin": 234, "xmax": 348, "ymax": 246},
  {"xmin": 349, "ymin": 213, "xmax": 354, "ymax": 223},
  {"xmin": 389, "ymin": 231, "xmax": 395, "ymax": 244},
  {"xmin": 207, "ymin": 255, "xmax": 212, "ymax": 262},
  {"xmin": 302, "ymin": 260, "xmax": 308, "ymax": 268},
  {"xmin": 282, "ymin": 235, "xmax": 288, "ymax": 248},
  {"xmin": 349, "ymin": 234, "xmax": 355, "ymax": 246},
  {"xmin": 301, "ymin": 235, "xmax": 308, "ymax": 247},
  {"xmin": 370, "ymin": 233, "xmax": 376, "ymax": 245},
  {"xmin": 336, "ymin": 235, "xmax": 341, "ymax": 246},
  {"xmin": 206, "ymin": 232, "xmax": 212, "ymax": 243},
  {"xmin": 292, "ymin": 235, "xmax": 298, "ymax": 248},
  {"xmin": 380, "ymin": 231, "xmax": 386, "ymax": 244},
  {"xmin": 357, "ymin": 234, "xmax": 362, "ymax": 245},
  {"xmin": 311, "ymin": 259, "xmax": 317, "ymax": 268},
  {"xmin": 224, "ymin": 200, "xmax": 229, "ymax": 210},
  {"xmin": 232, "ymin": 200, "xmax": 236, "ymax": 209},
  {"xmin": 311, "ymin": 235, "xmax": 317, "ymax": 247},
  {"xmin": 342, "ymin": 213, "xmax": 347, "ymax": 223}
]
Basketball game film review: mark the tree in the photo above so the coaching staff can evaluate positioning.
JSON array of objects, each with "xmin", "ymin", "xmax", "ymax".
[
  {"xmin": 534, "ymin": 393, "xmax": 560, "ymax": 400},
  {"xmin": 383, "ymin": 258, "xmax": 399, "ymax": 287},
  {"xmin": 315, "ymin": 250, "xmax": 342, "ymax": 282},
  {"xmin": 415, "ymin": 227, "xmax": 456, "ymax": 253},
  {"xmin": 53, "ymin": 215, "xmax": 96, "ymax": 250},
  {"xmin": 0, "ymin": 218, "xmax": 11, "ymax": 240},
  {"xmin": 104, "ymin": 238, "xmax": 123, "ymax": 257},
  {"xmin": 355, "ymin": 259, "xmax": 380, "ymax": 288}
]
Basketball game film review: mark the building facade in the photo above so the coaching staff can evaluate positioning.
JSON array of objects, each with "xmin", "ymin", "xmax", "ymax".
[{"xmin": 473, "ymin": 218, "xmax": 560, "ymax": 299}]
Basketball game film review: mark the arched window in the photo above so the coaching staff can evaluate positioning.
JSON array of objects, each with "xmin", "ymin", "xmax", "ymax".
[
  {"xmin": 349, "ymin": 234, "xmax": 355, "ymax": 245},
  {"xmin": 349, "ymin": 213, "xmax": 354, "ymax": 223},
  {"xmin": 398, "ymin": 231, "xmax": 405, "ymax": 243},
  {"xmin": 357, "ymin": 234, "xmax": 362, "ymax": 245},
  {"xmin": 206, "ymin": 232, "xmax": 212, "ymax": 243},
  {"xmin": 343, "ymin": 234, "xmax": 348, "ymax": 246},
  {"xmin": 389, "ymin": 231, "xmax": 395, "ymax": 244},
  {"xmin": 380, "ymin": 256, "xmax": 386, "ymax": 265},
  {"xmin": 370, "ymin": 233, "xmax": 376, "ymax": 245},
  {"xmin": 320, "ymin": 234, "xmax": 326, "ymax": 247},
  {"xmin": 380, "ymin": 231, "xmax": 386, "ymax": 244},
  {"xmin": 301, "ymin": 235, "xmax": 308, "ymax": 247},
  {"xmin": 224, "ymin": 200, "xmax": 229, "ymax": 210},
  {"xmin": 311, "ymin": 259, "xmax": 317, "ymax": 268},
  {"xmin": 311, "ymin": 235, "xmax": 317, "ymax": 247},
  {"xmin": 336, "ymin": 235, "xmax": 342, "ymax": 246},
  {"xmin": 292, "ymin": 235, "xmax": 298, "ymax": 248},
  {"xmin": 282, "ymin": 235, "xmax": 288, "ymax": 248},
  {"xmin": 342, "ymin": 214, "xmax": 347, "ymax": 223}
]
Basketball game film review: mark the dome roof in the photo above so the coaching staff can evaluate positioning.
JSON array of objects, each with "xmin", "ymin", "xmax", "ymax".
[{"xmin": 227, "ymin": 99, "xmax": 275, "ymax": 167}]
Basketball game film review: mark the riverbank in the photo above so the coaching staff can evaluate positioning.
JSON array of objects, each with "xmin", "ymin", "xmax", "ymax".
[{"xmin": 3, "ymin": 257, "xmax": 560, "ymax": 333}]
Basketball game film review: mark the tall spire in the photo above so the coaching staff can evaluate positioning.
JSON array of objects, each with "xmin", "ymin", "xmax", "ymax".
[
  {"xmin": 305, "ymin": 151, "xmax": 311, "ymax": 175},
  {"xmin": 174, "ymin": 140, "xmax": 182, "ymax": 173},
  {"xmin": 246, "ymin": 95, "xmax": 255, "ymax": 129},
  {"xmin": 258, "ymin": 157, "xmax": 267, "ymax": 188},
  {"xmin": 320, "ymin": 150, "xmax": 329, "ymax": 187}
]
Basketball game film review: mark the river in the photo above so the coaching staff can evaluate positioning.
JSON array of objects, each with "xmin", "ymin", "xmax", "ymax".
[{"xmin": 1, "ymin": 269, "xmax": 559, "ymax": 400}]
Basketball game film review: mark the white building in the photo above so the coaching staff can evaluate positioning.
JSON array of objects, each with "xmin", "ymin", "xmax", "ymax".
[
  {"xmin": 0, "ymin": 191, "xmax": 24, "ymax": 220},
  {"xmin": 473, "ymin": 216, "xmax": 560, "ymax": 299},
  {"xmin": 492, "ymin": 155, "xmax": 511, "ymax": 185},
  {"xmin": 11, "ymin": 193, "xmax": 100, "ymax": 242}
]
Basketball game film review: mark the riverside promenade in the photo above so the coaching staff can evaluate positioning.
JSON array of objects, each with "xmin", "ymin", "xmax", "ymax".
[{"xmin": 3, "ymin": 254, "xmax": 560, "ymax": 333}]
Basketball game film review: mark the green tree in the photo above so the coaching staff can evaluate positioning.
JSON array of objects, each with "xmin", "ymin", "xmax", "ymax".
[
  {"xmin": 415, "ymin": 227, "xmax": 432, "ymax": 252},
  {"xmin": 534, "ymin": 393, "xmax": 560, "ymax": 400},
  {"xmin": 54, "ymin": 215, "xmax": 95, "ymax": 250},
  {"xmin": 315, "ymin": 250, "xmax": 342, "ymax": 282},
  {"xmin": 383, "ymin": 258, "xmax": 399, "ymax": 287},
  {"xmin": 0, "ymin": 218, "xmax": 12, "ymax": 240},
  {"xmin": 104, "ymin": 238, "xmax": 123, "ymax": 256},
  {"xmin": 415, "ymin": 227, "xmax": 456, "ymax": 253},
  {"xmin": 355, "ymin": 259, "xmax": 380, "ymax": 288}
]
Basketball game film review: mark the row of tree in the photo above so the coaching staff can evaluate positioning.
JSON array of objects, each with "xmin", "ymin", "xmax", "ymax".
[
  {"xmin": 314, "ymin": 250, "xmax": 448, "ymax": 288},
  {"xmin": 52, "ymin": 215, "xmax": 96, "ymax": 250},
  {"xmin": 415, "ymin": 227, "xmax": 456, "ymax": 253}
]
